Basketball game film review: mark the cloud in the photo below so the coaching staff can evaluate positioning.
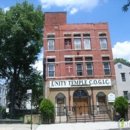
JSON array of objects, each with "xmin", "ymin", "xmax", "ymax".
[
  {"xmin": 40, "ymin": 0, "xmax": 106, "ymax": 14},
  {"xmin": 4, "ymin": 7, "xmax": 10, "ymax": 12},
  {"xmin": 70, "ymin": 8, "xmax": 78, "ymax": 14},
  {"xmin": 112, "ymin": 41, "xmax": 130, "ymax": 61},
  {"xmin": 33, "ymin": 60, "xmax": 43, "ymax": 72}
]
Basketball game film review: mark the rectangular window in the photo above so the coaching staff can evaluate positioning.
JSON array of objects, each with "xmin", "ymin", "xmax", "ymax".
[
  {"xmin": 103, "ymin": 62, "xmax": 111, "ymax": 75},
  {"xmin": 118, "ymin": 64, "xmax": 122, "ymax": 69},
  {"xmin": 48, "ymin": 58, "xmax": 55, "ymax": 77},
  {"xmin": 74, "ymin": 34, "xmax": 81, "ymax": 50},
  {"xmin": 100, "ymin": 38, "xmax": 107, "ymax": 49},
  {"xmin": 47, "ymin": 34, "xmax": 55, "ymax": 51},
  {"xmin": 84, "ymin": 38, "xmax": 91, "ymax": 49},
  {"xmin": 121, "ymin": 73, "xmax": 126, "ymax": 81},
  {"xmin": 86, "ymin": 63, "xmax": 93, "ymax": 76},
  {"xmin": 65, "ymin": 58, "xmax": 73, "ymax": 62},
  {"xmin": 76, "ymin": 63, "xmax": 83, "ymax": 76},
  {"xmin": 85, "ymin": 57, "xmax": 93, "ymax": 76},
  {"xmin": 64, "ymin": 39, "xmax": 72, "ymax": 49},
  {"xmin": 123, "ymin": 91, "xmax": 128, "ymax": 100}
]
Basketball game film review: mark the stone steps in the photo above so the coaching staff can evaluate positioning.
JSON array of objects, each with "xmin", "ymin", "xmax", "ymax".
[{"xmin": 68, "ymin": 114, "xmax": 111, "ymax": 122}]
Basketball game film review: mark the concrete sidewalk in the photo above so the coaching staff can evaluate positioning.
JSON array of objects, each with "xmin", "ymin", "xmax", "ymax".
[
  {"xmin": 36, "ymin": 122, "xmax": 128, "ymax": 130},
  {"xmin": 0, "ymin": 124, "xmax": 39, "ymax": 130},
  {"xmin": 0, "ymin": 122, "xmax": 130, "ymax": 130}
]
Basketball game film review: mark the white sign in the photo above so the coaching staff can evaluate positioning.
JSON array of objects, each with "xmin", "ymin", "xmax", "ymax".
[
  {"xmin": 6, "ymin": 108, "xmax": 9, "ymax": 113},
  {"xmin": 27, "ymin": 89, "xmax": 32, "ymax": 94},
  {"xmin": 108, "ymin": 93, "xmax": 115, "ymax": 102},
  {"xmin": 50, "ymin": 79, "xmax": 111, "ymax": 88}
]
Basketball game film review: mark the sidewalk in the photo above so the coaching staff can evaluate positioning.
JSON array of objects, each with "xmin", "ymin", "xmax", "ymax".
[
  {"xmin": 36, "ymin": 122, "xmax": 119, "ymax": 130},
  {"xmin": 0, "ymin": 124, "xmax": 39, "ymax": 130},
  {"xmin": 0, "ymin": 122, "xmax": 129, "ymax": 130}
]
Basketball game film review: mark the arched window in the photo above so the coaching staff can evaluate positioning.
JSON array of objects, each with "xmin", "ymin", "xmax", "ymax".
[
  {"xmin": 73, "ymin": 90, "xmax": 88, "ymax": 98},
  {"xmin": 55, "ymin": 93, "xmax": 66, "ymax": 116}
]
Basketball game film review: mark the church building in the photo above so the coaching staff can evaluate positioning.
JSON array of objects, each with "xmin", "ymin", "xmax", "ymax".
[{"xmin": 43, "ymin": 12, "xmax": 116, "ymax": 118}]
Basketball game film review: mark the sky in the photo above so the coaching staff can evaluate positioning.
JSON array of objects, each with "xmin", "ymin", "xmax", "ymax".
[{"xmin": 1, "ymin": 0, "xmax": 130, "ymax": 72}]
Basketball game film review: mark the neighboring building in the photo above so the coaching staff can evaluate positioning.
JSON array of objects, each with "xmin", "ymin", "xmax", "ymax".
[
  {"xmin": 115, "ymin": 62, "xmax": 130, "ymax": 103},
  {"xmin": 0, "ymin": 84, "xmax": 7, "ymax": 107},
  {"xmin": 43, "ymin": 12, "xmax": 116, "ymax": 118}
]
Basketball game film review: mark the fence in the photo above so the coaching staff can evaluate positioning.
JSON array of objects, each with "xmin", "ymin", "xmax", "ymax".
[{"xmin": 54, "ymin": 105, "xmax": 113, "ymax": 123}]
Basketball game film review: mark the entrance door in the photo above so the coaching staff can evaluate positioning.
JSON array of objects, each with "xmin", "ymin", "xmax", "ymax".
[
  {"xmin": 98, "ymin": 97, "xmax": 106, "ymax": 113},
  {"xmin": 73, "ymin": 90, "xmax": 89, "ymax": 115},
  {"xmin": 73, "ymin": 98, "xmax": 88, "ymax": 115}
]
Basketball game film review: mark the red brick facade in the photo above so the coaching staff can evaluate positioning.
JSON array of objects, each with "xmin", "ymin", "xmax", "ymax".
[
  {"xmin": 43, "ymin": 12, "xmax": 116, "ymax": 117},
  {"xmin": 44, "ymin": 12, "xmax": 115, "ymax": 80}
]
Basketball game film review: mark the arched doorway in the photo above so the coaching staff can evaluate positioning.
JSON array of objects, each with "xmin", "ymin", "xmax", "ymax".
[
  {"xmin": 73, "ymin": 89, "xmax": 89, "ymax": 115},
  {"xmin": 96, "ymin": 92, "xmax": 107, "ymax": 114},
  {"xmin": 55, "ymin": 93, "xmax": 66, "ymax": 116}
]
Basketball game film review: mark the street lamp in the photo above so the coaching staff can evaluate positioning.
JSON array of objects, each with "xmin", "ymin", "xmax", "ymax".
[{"xmin": 27, "ymin": 89, "xmax": 32, "ymax": 130}]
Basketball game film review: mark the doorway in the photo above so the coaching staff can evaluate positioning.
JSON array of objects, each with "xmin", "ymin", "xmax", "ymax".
[
  {"xmin": 73, "ymin": 90, "xmax": 89, "ymax": 115},
  {"xmin": 97, "ymin": 92, "xmax": 107, "ymax": 114}
]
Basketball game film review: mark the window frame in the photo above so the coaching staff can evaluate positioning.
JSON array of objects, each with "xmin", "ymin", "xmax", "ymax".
[
  {"xmin": 84, "ymin": 38, "xmax": 91, "ymax": 50},
  {"xmin": 48, "ymin": 63, "xmax": 55, "ymax": 77},
  {"xmin": 100, "ymin": 38, "xmax": 108, "ymax": 50},
  {"xmin": 48, "ymin": 39, "xmax": 54, "ymax": 51},
  {"xmin": 74, "ymin": 38, "xmax": 81, "ymax": 50},
  {"xmin": 121, "ymin": 73, "xmax": 126, "ymax": 82},
  {"xmin": 103, "ymin": 62, "xmax": 111, "ymax": 75},
  {"xmin": 86, "ymin": 62, "xmax": 93, "ymax": 76},
  {"xmin": 123, "ymin": 91, "xmax": 128, "ymax": 100},
  {"xmin": 76, "ymin": 63, "xmax": 83, "ymax": 76}
]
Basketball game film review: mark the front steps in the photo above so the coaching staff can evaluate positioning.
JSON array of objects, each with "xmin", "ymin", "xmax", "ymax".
[{"xmin": 68, "ymin": 114, "xmax": 111, "ymax": 122}]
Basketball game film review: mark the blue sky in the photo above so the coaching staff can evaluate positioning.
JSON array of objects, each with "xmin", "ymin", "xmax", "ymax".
[{"xmin": 1, "ymin": 0, "xmax": 130, "ymax": 72}]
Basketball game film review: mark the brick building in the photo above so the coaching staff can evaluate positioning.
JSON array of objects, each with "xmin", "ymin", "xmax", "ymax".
[{"xmin": 43, "ymin": 12, "xmax": 116, "ymax": 118}]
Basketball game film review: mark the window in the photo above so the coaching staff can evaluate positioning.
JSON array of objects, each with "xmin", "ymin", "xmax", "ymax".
[
  {"xmin": 86, "ymin": 63, "xmax": 93, "ymax": 76},
  {"xmin": 123, "ymin": 91, "xmax": 128, "ymax": 100},
  {"xmin": 64, "ymin": 39, "xmax": 72, "ymax": 49},
  {"xmin": 121, "ymin": 73, "xmax": 126, "ymax": 81},
  {"xmin": 74, "ymin": 34, "xmax": 81, "ymax": 49},
  {"xmin": 100, "ymin": 38, "xmax": 107, "ymax": 49},
  {"xmin": 47, "ymin": 34, "xmax": 55, "ymax": 51},
  {"xmin": 103, "ymin": 62, "xmax": 111, "ymax": 75},
  {"xmin": 85, "ymin": 57, "xmax": 93, "ymax": 76},
  {"xmin": 76, "ymin": 63, "xmax": 83, "ymax": 76},
  {"xmin": 118, "ymin": 64, "xmax": 122, "ymax": 69},
  {"xmin": 65, "ymin": 58, "xmax": 73, "ymax": 62},
  {"xmin": 84, "ymin": 39, "xmax": 91, "ymax": 49},
  {"xmin": 48, "ymin": 58, "xmax": 55, "ymax": 77}
]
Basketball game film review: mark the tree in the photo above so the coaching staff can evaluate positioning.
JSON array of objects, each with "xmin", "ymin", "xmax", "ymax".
[
  {"xmin": 7, "ymin": 69, "xmax": 43, "ymax": 110},
  {"xmin": 114, "ymin": 58, "xmax": 130, "ymax": 66},
  {"xmin": 123, "ymin": 0, "xmax": 130, "ymax": 11},
  {"xmin": 114, "ymin": 96, "xmax": 128, "ymax": 118},
  {"xmin": 40, "ymin": 99, "xmax": 55, "ymax": 123},
  {"xmin": 0, "ymin": 0, "xmax": 44, "ymax": 118}
]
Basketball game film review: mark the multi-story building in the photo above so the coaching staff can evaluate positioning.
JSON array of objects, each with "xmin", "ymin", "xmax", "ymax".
[
  {"xmin": 43, "ymin": 12, "xmax": 116, "ymax": 118},
  {"xmin": 115, "ymin": 61, "xmax": 130, "ymax": 103},
  {"xmin": 0, "ymin": 84, "xmax": 7, "ymax": 107}
]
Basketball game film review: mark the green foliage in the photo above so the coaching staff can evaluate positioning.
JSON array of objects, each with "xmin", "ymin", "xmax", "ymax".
[
  {"xmin": 122, "ymin": 0, "xmax": 130, "ymax": 11},
  {"xmin": 114, "ymin": 96, "xmax": 128, "ymax": 118},
  {"xmin": 40, "ymin": 99, "xmax": 55, "ymax": 122},
  {"xmin": 26, "ymin": 119, "xmax": 32, "ymax": 124},
  {"xmin": 114, "ymin": 58, "xmax": 130, "ymax": 66},
  {"xmin": 0, "ymin": 0, "xmax": 44, "ymax": 114}
]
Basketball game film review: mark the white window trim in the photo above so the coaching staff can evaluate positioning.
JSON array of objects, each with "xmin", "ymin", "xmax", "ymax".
[
  {"xmin": 76, "ymin": 63, "xmax": 83, "ymax": 76},
  {"xmin": 48, "ymin": 64, "xmax": 55, "ymax": 77},
  {"xmin": 48, "ymin": 39, "xmax": 54, "ymax": 51},
  {"xmin": 74, "ymin": 38, "xmax": 81, "ymax": 50},
  {"xmin": 84, "ymin": 38, "xmax": 91, "ymax": 50},
  {"xmin": 103, "ymin": 62, "xmax": 111, "ymax": 75},
  {"xmin": 100, "ymin": 38, "xmax": 108, "ymax": 50},
  {"xmin": 121, "ymin": 73, "xmax": 126, "ymax": 82},
  {"xmin": 86, "ymin": 62, "xmax": 93, "ymax": 76}
]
